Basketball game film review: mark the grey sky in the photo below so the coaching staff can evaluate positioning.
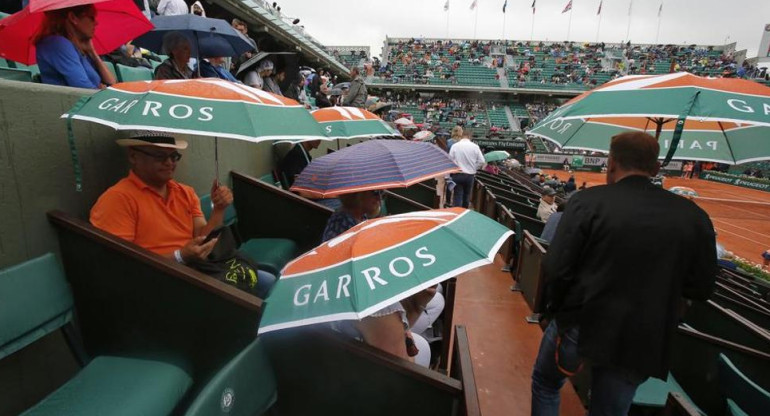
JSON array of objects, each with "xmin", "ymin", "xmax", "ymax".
[{"xmin": 271, "ymin": 0, "xmax": 769, "ymax": 60}]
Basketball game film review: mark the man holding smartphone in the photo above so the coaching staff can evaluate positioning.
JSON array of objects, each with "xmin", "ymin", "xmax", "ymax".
[{"xmin": 90, "ymin": 131, "xmax": 233, "ymax": 265}]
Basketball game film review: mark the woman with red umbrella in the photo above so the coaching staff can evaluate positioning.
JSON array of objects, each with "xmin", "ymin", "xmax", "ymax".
[{"xmin": 35, "ymin": 5, "xmax": 117, "ymax": 88}]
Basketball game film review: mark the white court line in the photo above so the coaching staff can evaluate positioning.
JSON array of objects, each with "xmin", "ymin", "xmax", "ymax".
[{"xmin": 712, "ymin": 218, "xmax": 770, "ymax": 241}]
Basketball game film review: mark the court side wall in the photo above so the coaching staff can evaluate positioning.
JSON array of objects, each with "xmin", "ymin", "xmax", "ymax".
[{"xmin": 0, "ymin": 79, "xmax": 286, "ymax": 269}]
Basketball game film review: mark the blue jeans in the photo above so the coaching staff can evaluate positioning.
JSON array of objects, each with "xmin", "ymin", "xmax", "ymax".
[
  {"xmin": 451, "ymin": 173, "xmax": 475, "ymax": 208},
  {"xmin": 531, "ymin": 321, "xmax": 647, "ymax": 416},
  {"xmin": 256, "ymin": 270, "xmax": 277, "ymax": 298}
]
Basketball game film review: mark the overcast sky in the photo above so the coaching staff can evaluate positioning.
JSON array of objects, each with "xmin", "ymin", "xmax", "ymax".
[{"xmin": 272, "ymin": 0, "xmax": 769, "ymax": 60}]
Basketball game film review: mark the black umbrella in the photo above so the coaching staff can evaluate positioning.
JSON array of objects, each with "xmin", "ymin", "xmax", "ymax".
[{"xmin": 133, "ymin": 14, "xmax": 254, "ymax": 59}]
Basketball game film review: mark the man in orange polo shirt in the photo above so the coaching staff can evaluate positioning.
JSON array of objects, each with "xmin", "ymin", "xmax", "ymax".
[{"xmin": 91, "ymin": 131, "xmax": 234, "ymax": 265}]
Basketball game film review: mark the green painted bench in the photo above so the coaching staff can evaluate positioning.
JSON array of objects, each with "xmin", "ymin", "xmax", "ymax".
[
  {"xmin": 718, "ymin": 353, "xmax": 770, "ymax": 416},
  {"xmin": 46, "ymin": 211, "xmax": 277, "ymax": 416},
  {"xmin": 1, "ymin": 253, "xmax": 192, "ymax": 416},
  {"xmin": 200, "ymin": 189, "xmax": 298, "ymax": 277}
]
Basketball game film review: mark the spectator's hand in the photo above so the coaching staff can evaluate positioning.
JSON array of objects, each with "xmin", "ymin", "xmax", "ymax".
[
  {"xmin": 210, "ymin": 180, "xmax": 233, "ymax": 211},
  {"xmin": 180, "ymin": 236, "xmax": 218, "ymax": 263}
]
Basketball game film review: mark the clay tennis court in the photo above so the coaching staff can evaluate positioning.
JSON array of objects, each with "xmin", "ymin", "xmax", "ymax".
[{"xmin": 542, "ymin": 169, "xmax": 770, "ymax": 265}]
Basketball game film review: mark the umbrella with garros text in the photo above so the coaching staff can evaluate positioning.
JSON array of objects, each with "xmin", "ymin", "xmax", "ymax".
[
  {"xmin": 61, "ymin": 78, "xmax": 326, "ymax": 190},
  {"xmin": 289, "ymin": 139, "xmax": 460, "ymax": 198},
  {"xmin": 312, "ymin": 107, "xmax": 401, "ymax": 140},
  {"xmin": 527, "ymin": 72, "xmax": 770, "ymax": 165},
  {"xmin": 258, "ymin": 208, "xmax": 513, "ymax": 334}
]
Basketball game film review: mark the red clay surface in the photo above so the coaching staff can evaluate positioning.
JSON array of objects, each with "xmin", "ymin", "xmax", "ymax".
[{"xmin": 542, "ymin": 169, "xmax": 770, "ymax": 265}]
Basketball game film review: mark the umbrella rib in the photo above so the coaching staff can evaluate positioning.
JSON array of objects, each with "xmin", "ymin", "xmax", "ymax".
[{"xmin": 717, "ymin": 121, "xmax": 737, "ymax": 164}]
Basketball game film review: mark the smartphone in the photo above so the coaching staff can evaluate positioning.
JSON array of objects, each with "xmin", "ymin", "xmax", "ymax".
[{"xmin": 202, "ymin": 226, "xmax": 225, "ymax": 244}]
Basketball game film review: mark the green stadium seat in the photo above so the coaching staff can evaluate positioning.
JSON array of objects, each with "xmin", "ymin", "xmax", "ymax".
[
  {"xmin": 200, "ymin": 193, "xmax": 298, "ymax": 276},
  {"xmin": 115, "ymin": 64, "xmax": 153, "ymax": 82},
  {"xmin": 0, "ymin": 67, "xmax": 32, "ymax": 82},
  {"xmin": 1, "ymin": 253, "xmax": 193, "ymax": 416},
  {"xmin": 183, "ymin": 338, "xmax": 276, "ymax": 416},
  {"xmin": 718, "ymin": 353, "xmax": 770, "ymax": 416},
  {"xmin": 102, "ymin": 60, "xmax": 117, "ymax": 80},
  {"xmin": 633, "ymin": 373, "xmax": 699, "ymax": 410}
]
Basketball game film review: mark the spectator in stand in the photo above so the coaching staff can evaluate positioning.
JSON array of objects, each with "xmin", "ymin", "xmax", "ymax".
[
  {"xmin": 196, "ymin": 57, "xmax": 238, "ymax": 82},
  {"xmin": 90, "ymin": 131, "xmax": 276, "ymax": 297},
  {"xmin": 263, "ymin": 67, "xmax": 284, "ymax": 95},
  {"xmin": 531, "ymin": 132, "xmax": 716, "ymax": 416},
  {"xmin": 314, "ymin": 76, "xmax": 333, "ymax": 108},
  {"xmin": 343, "ymin": 66, "xmax": 368, "ymax": 108},
  {"xmin": 278, "ymin": 140, "xmax": 321, "ymax": 187},
  {"xmin": 35, "ymin": 5, "xmax": 117, "ymax": 89},
  {"xmin": 157, "ymin": 0, "xmax": 188, "ymax": 16},
  {"xmin": 448, "ymin": 132, "xmax": 485, "ymax": 208},
  {"xmin": 154, "ymin": 32, "xmax": 194, "ymax": 80},
  {"xmin": 563, "ymin": 176, "xmax": 577, "ymax": 194},
  {"xmin": 243, "ymin": 59, "xmax": 274, "ymax": 90},
  {"xmin": 231, "ymin": 19, "xmax": 256, "ymax": 75},
  {"xmin": 322, "ymin": 191, "xmax": 441, "ymax": 368},
  {"xmin": 537, "ymin": 187, "xmax": 557, "ymax": 222},
  {"xmin": 190, "ymin": 1, "xmax": 205, "ymax": 16},
  {"xmin": 540, "ymin": 201, "xmax": 566, "ymax": 243}
]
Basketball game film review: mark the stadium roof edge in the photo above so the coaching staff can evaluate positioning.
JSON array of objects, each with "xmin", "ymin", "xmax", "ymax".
[
  {"xmin": 216, "ymin": 0, "xmax": 350, "ymax": 78},
  {"xmin": 366, "ymin": 81, "xmax": 583, "ymax": 97}
]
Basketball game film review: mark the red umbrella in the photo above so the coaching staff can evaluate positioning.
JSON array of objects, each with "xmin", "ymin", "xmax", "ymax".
[{"xmin": 0, "ymin": 0, "xmax": 152, "ymax": 65}]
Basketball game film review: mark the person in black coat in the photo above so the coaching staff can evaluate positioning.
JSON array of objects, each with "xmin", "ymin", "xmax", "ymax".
[
  {"xmin": 278, "ymin": 140, "xmax": 321, "ymax": 187},
  {"xmin": 531, "ymin": 131, "xmax": 717, "ymax": 416}
]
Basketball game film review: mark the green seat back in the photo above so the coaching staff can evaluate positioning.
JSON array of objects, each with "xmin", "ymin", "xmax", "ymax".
[
  {"xmin": 718, "ymin": 353, "xmax": 770, "ymax": 416},
  {"xmin": 0, "ymin": 67, "xmax": 33, "ymax": 82},
  {"xmin": 102, "ymin": 61, "xmax": 117, "ymax": 80},
  {"xmin": 199, "ymin": 194, "xmax": 238, "ymax": 226},
  {"xmin": 115, "ymin": 64, "xmax": 153, "ymax": 82},
  {"xmin": 0, "ymin": 253, "xmax": 73, "ymax": 359},
  {"xmin": 0, "ymin": 58, "xmax": 9, "ymax": 68},
  {"xmin": 184, "ymin": 338, "xmax": 276, "ymax": 416}
]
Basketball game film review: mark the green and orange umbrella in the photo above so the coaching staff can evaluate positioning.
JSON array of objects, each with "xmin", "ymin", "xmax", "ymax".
[
  {"xmin": 528, "ymin": 72, "xmax": 770, "ymax": 164},
  {"xmin": 258, "ymin": 208, "xmax": 512, "ymax": 334}
]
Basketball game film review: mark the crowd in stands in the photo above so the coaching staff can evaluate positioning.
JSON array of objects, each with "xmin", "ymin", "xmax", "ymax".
[{"xmin": 371, "ymin": 37, "xmax": 770, "ymax": 90}]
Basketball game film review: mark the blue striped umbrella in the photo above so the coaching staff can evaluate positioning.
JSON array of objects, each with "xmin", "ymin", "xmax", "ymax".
[{"xmin": 290, "ymin": 140, "xmax": 460, "ymax": 198}]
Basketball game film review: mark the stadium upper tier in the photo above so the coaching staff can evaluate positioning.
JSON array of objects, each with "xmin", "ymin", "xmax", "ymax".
[{"xmin": 373, "ymin": 37, "xmax": 770, "ymax": 92}]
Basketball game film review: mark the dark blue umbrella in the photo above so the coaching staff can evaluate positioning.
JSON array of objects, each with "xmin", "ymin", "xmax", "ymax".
[{"xmin": 133, "ymin": 14, "xmax": 254, "ymax": 59}]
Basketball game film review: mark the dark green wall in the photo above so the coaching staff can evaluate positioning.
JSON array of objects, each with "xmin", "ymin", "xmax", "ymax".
[{"xmin": 0, "ymin": 79, "xmax": 344, "ymax": 269}]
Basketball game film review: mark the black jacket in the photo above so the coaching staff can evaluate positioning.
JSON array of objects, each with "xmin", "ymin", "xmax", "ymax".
[
  {"xmin": 279, "ymin": 144, "xmax": 311, "ymax": 187},
  {"xmin": 543, "ymin": 175, "xmax": 716, "ymax": 379}
]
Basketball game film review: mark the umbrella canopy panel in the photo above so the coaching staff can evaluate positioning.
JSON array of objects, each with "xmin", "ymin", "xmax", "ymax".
[
  {"xmin": 312, "ymin": 106, "xmax": 401, "ymax": 140},
  {"xmin": 485, "ymin": 150, "xmax": 511, "ymax": 163},
  {"xmin": 290, "ymin": 139, "xmax": 460, "ymax": 198},
  {"xmin": 528, "ymin": 72, "xmax": 770, "ymax": 164},
  {"xmin": 62, "ymin": 79, "xmax": 327, "ymax": 142},
  {"xmin": 258, "ymin": 208, "xmax": 513, "ymax": 334}
]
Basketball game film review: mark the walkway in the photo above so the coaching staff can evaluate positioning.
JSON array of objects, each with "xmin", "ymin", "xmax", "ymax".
[{"xmin": 451, "ymin": 257, "xmax": 585, "ymax": 416}]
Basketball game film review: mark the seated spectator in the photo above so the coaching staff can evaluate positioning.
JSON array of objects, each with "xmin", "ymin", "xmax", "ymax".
[
  {"xmin": 196, "ymin": 57, "xmax": 238, "ymax": 82},
  {"xmin": 264, "ymin": 68, "xmax": 284, "ymax": 96},
  {"xmin": 314, "ymin": 76, "xmax": 333, "ymax": 108},
  {"xmin": 154, "ymin": 32, "xmax": 194, "ymax": 80},
  {"xmin": 540, "ymin": 201, "xmax": 566, "ymax": 243},
  {"xmin": 230, "ymin": 19, "xmax": 257, "ymax": 74},
  {"xmin": 90, "ymin": 131, "xmax": 275, "ymax": 297},
  {"xmin": 190, "ymin": 1, "xmax": 205, "ymax": 16},
  {"xmin": 322, "ymin": 191, "xmax": 440, "ymax": 367},
  {"xmin": 537, "ymin": 187, "xmax": 557, "ymax": 222},
  {"xmin": 279, "ymin": 140, "xmax": 321, "ymax": 187},
  {"xmin": 483, "ymin": 162, "xmax": 500, "ymax": 175},
  {"xmin": 244, "ymin": 59, "xmax": 274, "ymax": 90},
  {"xmin": 563, "ymin": 176, "xmax": 577, "ymax": 194},
  {"xmin": 157, "ymin": 0, "xmax": 188, "ymax": 16},
  {"xmin": 35, "ymin": 5, "xmax": 117, "ymax": 89}
]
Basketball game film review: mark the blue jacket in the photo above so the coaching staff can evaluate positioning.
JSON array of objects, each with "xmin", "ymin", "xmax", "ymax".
[{"xmin": 37, "ymin": 35, "xmax": 101, "ymax": 88}]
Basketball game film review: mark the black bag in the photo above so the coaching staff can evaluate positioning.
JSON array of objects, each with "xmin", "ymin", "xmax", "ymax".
[{"xmin": 187, "ymin": 227, "xmax": 262, "ymax": 295}]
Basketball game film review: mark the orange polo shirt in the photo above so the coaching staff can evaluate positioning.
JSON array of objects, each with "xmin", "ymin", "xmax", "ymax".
[{"xmin": 90, "ymin": 170, "xmax": 203, "ymax": 255}]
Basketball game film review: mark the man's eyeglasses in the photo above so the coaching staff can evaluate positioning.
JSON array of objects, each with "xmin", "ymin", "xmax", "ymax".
[{"xmin": 133, "ymin": 147, "xmax": 183, "ymax": 163}]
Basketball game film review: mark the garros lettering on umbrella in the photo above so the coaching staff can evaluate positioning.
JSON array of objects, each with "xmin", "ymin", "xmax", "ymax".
[
  {"xmin": 546, "ymin": 118, "xmax": 573, "ymax": 134},
  {"xmin": 726, "ymin": 99, "xmax": 770, "ymax": 116},
  {"xmin": 292, "ymin": 246, "xmax": 437, "ymax": 306},
  {"xmin": 141, "ymin": 100, "xmax": 214, "ymax": 121},
  {"xmin": 97, "ymin": 98, "xmax": 140, "ymax": 114}
]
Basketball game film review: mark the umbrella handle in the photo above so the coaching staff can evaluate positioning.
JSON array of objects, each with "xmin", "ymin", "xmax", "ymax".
[{"xmin": 214, "ymin": 136, "xmax": 219, "ymax": 187}]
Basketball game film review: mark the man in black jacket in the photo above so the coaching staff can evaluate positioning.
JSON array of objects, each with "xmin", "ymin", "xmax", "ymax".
[{"xmin": 531, "ymin": 132, "xmax": 716, "ymax": 416}]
